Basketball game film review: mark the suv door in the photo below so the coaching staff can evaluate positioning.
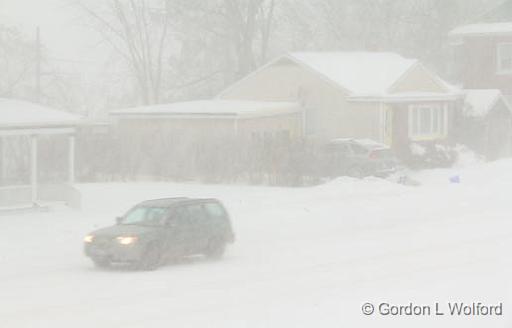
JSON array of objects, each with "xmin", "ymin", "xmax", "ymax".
[
  {"xmin": 164, "ymin": 205, "xmax": 194, "ymax": 257},
  {"xmin": 184, "ymin": 203, "xmax": 210, "ymax": 253}
]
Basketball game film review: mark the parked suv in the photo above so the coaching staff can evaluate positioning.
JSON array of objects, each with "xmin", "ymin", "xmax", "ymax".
[
  {"xmin": 84, "ymin": 198, "xmax": 235, "ymax": 270},
  {"xmin": 320, "ymin": 138, "xmax": 401, "ymax": 178}
]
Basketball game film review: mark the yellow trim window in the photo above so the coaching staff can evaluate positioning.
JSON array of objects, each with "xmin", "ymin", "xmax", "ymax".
[{"xmin": 408, "ymin": 104, "xmax": 447, "ymax": 140}]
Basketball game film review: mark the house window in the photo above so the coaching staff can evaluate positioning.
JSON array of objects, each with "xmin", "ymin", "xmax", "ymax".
[
  {"xmin": 497, "ymin": 43, "xmax": 512, "ymax": 74},
  {"xmin": 409, "ymin": 104, "xmax": 447, "ymax": 139}
]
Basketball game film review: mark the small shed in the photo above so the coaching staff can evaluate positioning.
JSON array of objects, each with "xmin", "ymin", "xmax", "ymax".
[
  {"xmin": 457, "ymin": 89, "xmax": 512, "ymax": 160},
  {"xmin": 0, "ymin": 98, "xmax": 82, "ymax": 209}
]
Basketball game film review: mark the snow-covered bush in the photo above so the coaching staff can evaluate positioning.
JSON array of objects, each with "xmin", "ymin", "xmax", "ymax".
[
  {"xmin": 405, "ymin": 142, "xmax": 457, "ymax": 169},
  {"xmin": 452, "ymin": 144, "xmax": 485, "ymax": 168}
]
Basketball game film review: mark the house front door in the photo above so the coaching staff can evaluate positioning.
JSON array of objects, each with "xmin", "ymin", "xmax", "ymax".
[
  {"xmin": 391, "ymin": 105, "xmax": 410, "ymax": 156},
  {"xmin": 383, "ymin": 107, "xmax": 393, "ymax": 146}
]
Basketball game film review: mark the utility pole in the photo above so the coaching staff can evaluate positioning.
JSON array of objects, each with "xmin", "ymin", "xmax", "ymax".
[{"xmin": 35, "ymin": 26, "xmax": 41, "ymax": 103}]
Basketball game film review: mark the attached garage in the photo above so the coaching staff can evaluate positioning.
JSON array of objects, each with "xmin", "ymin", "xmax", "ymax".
[
  {"xmin": 109, "ymin": 100, "xmax": 303, "ymax": 181},
  {"xmin": 110, "ymin": 100, "xmax": 303, "ymax": 141}
]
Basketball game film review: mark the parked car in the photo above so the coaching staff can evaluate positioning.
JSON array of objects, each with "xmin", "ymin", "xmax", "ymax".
[
  {"xmin": 320, "ymin": 138, "xmax": 401, "ymax": 178},
  {"xmin": 84, "ymin": 197, "xmax": 235, "ymax": 270}
]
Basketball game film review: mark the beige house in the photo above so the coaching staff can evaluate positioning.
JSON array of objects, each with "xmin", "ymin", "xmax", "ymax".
[
  {"xmin": 111, "ymin": 52, "xmax": 463, "ymax": 156},
  {"xmin": 218, "ymin": 52, "xmax": 463, "ymax": 153},
  {"xmin": 108, "ymin": 52, "xmax": 466, "ymax": 180}
]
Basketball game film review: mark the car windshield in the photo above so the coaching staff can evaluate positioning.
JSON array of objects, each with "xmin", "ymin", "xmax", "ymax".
[{"xmin": 120, "ymin": 206, "xmax": 167, "ymax": 226}]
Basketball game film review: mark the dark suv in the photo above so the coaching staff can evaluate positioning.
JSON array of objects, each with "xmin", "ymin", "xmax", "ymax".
[
  {"xmin": 84, "ymin": 198, "xmax": 235, "ymax": 270},
  {"xmin": 321, "ymin": 138, "xmax": 401, "ymax": 178}
]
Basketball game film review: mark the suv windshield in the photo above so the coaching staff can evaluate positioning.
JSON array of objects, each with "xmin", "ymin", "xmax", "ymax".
[{"xmin": 120, "ymin": 206, "xmax": 167, "ymax": 226}]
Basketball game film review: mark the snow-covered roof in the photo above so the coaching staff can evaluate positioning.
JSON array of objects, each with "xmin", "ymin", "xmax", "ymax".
[
  {"xmin": 449, "ymin": 22, "xmax": 512, "ymax": 37},
  {"xmin": 464, "ymin": 89, "xmax": 509, "ymax": 117},
  {"xmin": 0, "ymin": 98, "xmax": 81, "ymax": 129},
  {"xmin": 110, "ymin": 100, "xmax": 300, "ymax": 119},
  {"xmin": 217, "ymin": 51, "xmax": 456, "ymax": 100},
  {"xmin": 288, "ymin": 52, "xmax": 418, "ymax": 96},
  {"xmin": 349, "ymin": 91, "xmax": 462, "ymax": 103}
]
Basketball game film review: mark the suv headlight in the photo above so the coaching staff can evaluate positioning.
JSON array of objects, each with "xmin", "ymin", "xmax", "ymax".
[
  {"xmin": 116, "ymin": 236, "xmax": 138, "ymax": 245},
  {"xmin": 84, "ymin": 235, "xmax": 94, "ymax": 243}
]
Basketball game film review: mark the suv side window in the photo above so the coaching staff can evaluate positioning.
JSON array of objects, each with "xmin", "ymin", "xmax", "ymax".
[
  {"xmin": 186, "ymin": 204, "xmax": 208, "ymax": 226},
  {"xmin": 167, "ymin": 206, "xmax": 190, "ymax": 226},
  {"xmin": 204, "ymin": 202, "xmax": 227, "ymax": 220}
]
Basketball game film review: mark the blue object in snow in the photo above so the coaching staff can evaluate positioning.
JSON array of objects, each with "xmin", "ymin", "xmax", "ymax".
[{"xmin": 449, "ymin": 175, "xmax": 461, "ymax": 184}]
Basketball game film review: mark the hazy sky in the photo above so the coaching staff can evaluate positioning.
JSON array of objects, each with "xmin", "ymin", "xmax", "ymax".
[{"xmin": 0, "ymin": 0, "xmax": 99, "ymax": 61}]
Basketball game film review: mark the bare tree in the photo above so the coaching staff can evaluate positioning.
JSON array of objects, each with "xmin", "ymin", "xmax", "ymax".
[
  {"xmin": 175, "ymin": 0, "xmax": 277, "ymax": 82},
  {"xmin": 72, "ymin": 0, "xmax": 504, "ymax": 109},
  {"xmin": 221, "ymin": 0, "xmax": 276, "ymax": 79},
  {"xmin": 80, "ymin": 0, "xmax": 172, "ymax": 105},
  {"xmin": 0, "ymin": 25, "xmax": 36, "ymax": 98},
  {"xmin": 313, "ymin": 0, "xmax": 497, "ymax": 67}
]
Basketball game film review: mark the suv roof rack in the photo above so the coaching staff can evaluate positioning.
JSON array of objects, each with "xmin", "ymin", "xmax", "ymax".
[{"xmin": 140, "ymin": 197, "xmax": 189, "ymax": 206}]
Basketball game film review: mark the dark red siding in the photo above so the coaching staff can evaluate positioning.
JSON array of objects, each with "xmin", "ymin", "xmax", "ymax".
[{"xmin": 456, "ymin": 35, "xmax": 512, "ymax": 94}]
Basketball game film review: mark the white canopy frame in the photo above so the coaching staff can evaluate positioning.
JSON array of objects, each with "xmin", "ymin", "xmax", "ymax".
[
  {"xmin": 0, "ymin": 127, "xmax": 76, "ymax": 206},
  {"xmin": 0, "ymin": 98, "xmax": 81, "ymax": 209}
]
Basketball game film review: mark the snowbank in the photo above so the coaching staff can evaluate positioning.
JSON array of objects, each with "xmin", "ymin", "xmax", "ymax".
[{"xmin": 1, "ymin": 160, "xmax": 512, "ymax": 327}]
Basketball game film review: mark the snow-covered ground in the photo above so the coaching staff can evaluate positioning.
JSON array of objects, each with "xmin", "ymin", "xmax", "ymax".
[{"xmin": 1, "ymin": 160, "xmax": 512, "ymax": 327}]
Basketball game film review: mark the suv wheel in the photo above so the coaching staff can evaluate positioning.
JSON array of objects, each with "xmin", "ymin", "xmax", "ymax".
[
  {"xmin": 204, "ymin": 237, "xmax": 226, "ymax": 260},
  {"xmin": 137, "ymin": 244, "xmax": 161, "ymax": 271}
]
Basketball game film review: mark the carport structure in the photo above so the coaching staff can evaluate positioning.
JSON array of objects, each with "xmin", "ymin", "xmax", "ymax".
[{"xmin": 0, "ymin": 98, "xmax": 82, "ymax": 209}]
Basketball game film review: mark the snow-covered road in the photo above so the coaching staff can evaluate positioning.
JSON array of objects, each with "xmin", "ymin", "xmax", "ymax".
[{"xmin": 1, "ymin": 160, "xmax": 512, "ymax": 327}]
